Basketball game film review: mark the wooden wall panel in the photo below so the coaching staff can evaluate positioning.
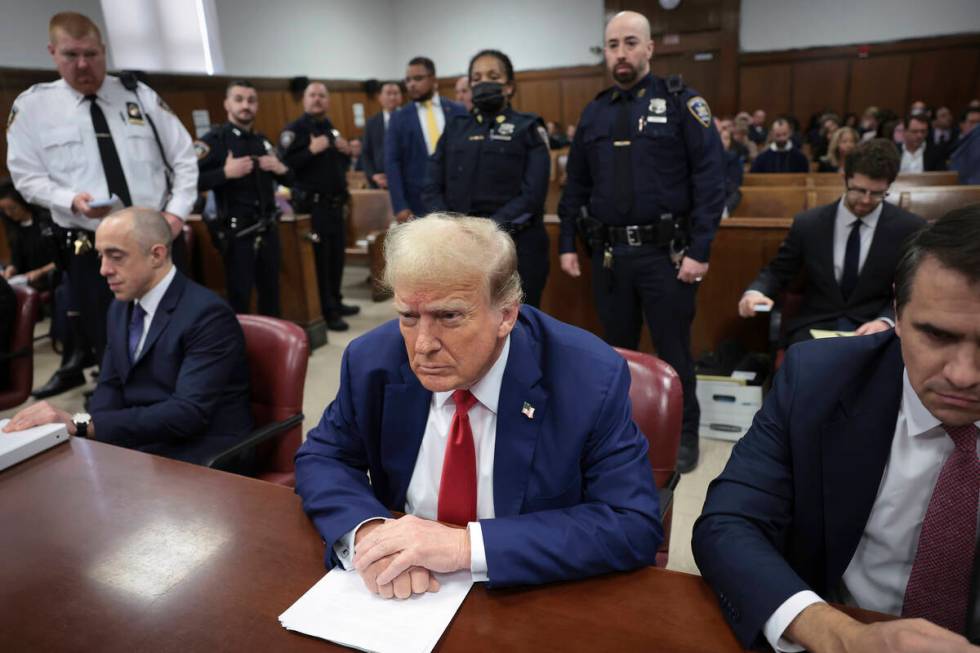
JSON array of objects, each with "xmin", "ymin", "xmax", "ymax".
[
  {"xmin": 560, "ymin": 75, "xmax": 605, "ymax": 129},
  {"xmin": 848, "ymin": 54, "xmax": 910, "ymax": 116},
  {"xmin": 791, "ymin": 59, "xmax": 848, "ymax": 123},
  {"xmin": 906, "ymin": 47, "xmax": 980, "ymax": 112},
  {"xmin": 512, "ymin": 78, "xmax": 563, "ymax": 124},
  {"xmin": 738, "ymin": 64, "xmax": 792, "ymax": 118},
  {"xmin": 651, "ymin": 52, "xmax": 722, "ymax": 107}
]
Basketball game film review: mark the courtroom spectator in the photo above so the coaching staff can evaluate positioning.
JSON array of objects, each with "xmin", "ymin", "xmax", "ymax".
[
  {"xmin": 883, "ymin": 119, "xmax": 903, "ymax": 145},
  {"xmin": 454, "ymin": 75, "xmax": 473, "ymax": 112},
  {"xmin": 955, "ymin": 106, "xmax": 980, "ymax": 146},
  {"xmin": 950, "ymin": 110, "xmax": 980, "ymax": 183},
  {"xmin": 875, "ymin": 108, "xmax": 899, "ymax": 138},
  {"xmin": 932, "ymin": 105, "xmax": 958, "ymax": 148},
  {"xmin": 842, "ymin": 112, "xmax": 858, "ymax": 129},
  {"xmin": 720, "ymin": 125, "xmax": 743, "ymax": 215},
  {"xmin": 0, "ymin": 275, "xmax": 15, "ymax": 387},
  {"xmin": 817, "ymin": 126, "xmax": 858, "ymax": 173},
  {"xmin": 786, "ymin": 114, "xmax": 804, "ymax": 150},
  {"xmin": 899, "ymin": 113, "xmax": 946, "ymax": 172},
  {"xmin": 362, "ymin": 81, "xmax": 403, "ymax": 190},
  {"xmin": 348, "ymin": 138, "xmax": 364, "ymax": 172},
  {"xmin": 565, "ymin": 123, "xmax": 576, "ymax": 144},
  {"xmin": 748, "ymin": 109, "xmax": 767, "ymax": 145},
  {"xmin": 0, "ymin": 180, "xmax": 57, "ymax": 289},
  {"xmin": 546, "ymin": 121, "xmax": 569, "ymax": 149},
  {"xmin": 294, "ymin": 215, "xmax": 661, "ymax": 598},
  {"xmin": 908, "ymin": 99, "xmax": 928, "ymax": 117},
  {"xmin": 859, "ymin": 106, "xmax": 880, "ymax": 141},
  {"xmin": 384, "ymin": 56, "xmax": 466, "ymax": 222},
  {"xmin": 971, "ymin": 98, "xmax": 980, "ymax": 110},
  {"xmin": 750, "ymin": 118, "xmax": 809, "ymax": 173},
  {"xmin": 698, "ymin": 206, "xmax": 980, "ymax": 651},
  {"xmin": 809, "ymin": 112, "xmax": 840, "ymax": 161},
  {"xmin": 4, "ymin": 208, "xmax": 253, "ymax": 468},
  {"xmin": 739, "ymin": 139, "xmax": 925, "ymax": 345},
  {"xmin": 729, "ymin": 122, "xmax": 754, "ymax": 162}
]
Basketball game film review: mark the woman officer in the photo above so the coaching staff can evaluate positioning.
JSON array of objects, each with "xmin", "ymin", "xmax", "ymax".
[{"xmin": 422, "ymin": 49, "xmax": 550, "ymax": 307}]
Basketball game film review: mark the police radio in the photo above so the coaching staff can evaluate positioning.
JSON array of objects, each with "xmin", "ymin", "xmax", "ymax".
[{"xmin": 119, "ymin": 71, "xmax": 174, "ymax": 209}]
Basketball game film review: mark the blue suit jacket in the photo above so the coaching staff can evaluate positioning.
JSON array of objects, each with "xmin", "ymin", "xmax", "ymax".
[
  {"xmin": 693, "ymin": 331, "xmax": 906, "ymax": 648},
  {"xmin": 89, "ymin": 271, "xmax": 253, "ymax": 465},
  {"xmin": 295, "ymin": 306, "xmax": 662, "ymax": 587},
  {"xmin": 383, "ymin": 97, "xmax": 466, "ymax": 215}
]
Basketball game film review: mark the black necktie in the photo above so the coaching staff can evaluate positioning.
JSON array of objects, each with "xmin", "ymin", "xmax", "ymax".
[
  {"xmin": 612, "ymin": 92, "xmax": 633, "ymax": 216},
  {"xmin": 87, "ymin": 95, "xmax": 132, "ymax": 207},
  {"xmin": 840, "ymin": 218, "xmax": 863, "ymax": 300}
]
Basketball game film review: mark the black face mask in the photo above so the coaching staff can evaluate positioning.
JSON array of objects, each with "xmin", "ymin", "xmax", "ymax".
[{"xmin": 471, "ymin": 82, "xmax": 507, "ymax": 115}]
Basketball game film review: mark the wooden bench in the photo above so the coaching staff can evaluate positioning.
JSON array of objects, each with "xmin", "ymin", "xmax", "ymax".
[
  {"xmin": 346, "ymin": 171, "xmax": 368, "ymax": 190},
  {"xmin": 897, "ymin": 185, "xmax": 980, "ymax": 222},
  {"xmin": 743, "ymin": 171, "xmax": 959, "ymax": 189},
  {"xmin": 741, "ymin": 173, "xmax": 808, "ymax": 187},
  {"xmin": 732, "ymin": 187, "xmax": 808, "ymax": 218},
  {"xmin": 347, "ymin": 189, "xmax": 394, "ymax": 264}
]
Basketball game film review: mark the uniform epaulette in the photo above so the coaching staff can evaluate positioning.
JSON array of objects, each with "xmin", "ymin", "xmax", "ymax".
[
  {"xmin": 666, "ymin": 75, "xmax": 686, "ymax": 96},
  {"xmin": 594, "ymin": 86, "xmax": 615, "ymax": 101}
]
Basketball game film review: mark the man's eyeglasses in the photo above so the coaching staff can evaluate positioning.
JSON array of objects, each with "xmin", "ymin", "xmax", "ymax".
[{"xmin": 846, "ymin": 185, "xmax": 889, "ymax": 201}]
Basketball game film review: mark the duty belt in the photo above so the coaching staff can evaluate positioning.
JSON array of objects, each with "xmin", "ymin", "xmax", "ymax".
[
  {"xmin": 53, "ymin": 225, "xmax": 96, "ymax": 256},
  {"xmin": 607, "ymin": 223, "xmax": 673, "ymax": 247}
]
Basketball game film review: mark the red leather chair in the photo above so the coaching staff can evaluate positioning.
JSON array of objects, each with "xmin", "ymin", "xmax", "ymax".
[
  {"xmin": 0, "ymin": 285, "xmax": 40, "ymax": 410},
  {"xmin": 206, "ymin": 315, "xmax": 309, "ymax": 486},
  {"xmin": 614, "ymin": 347, "xmax": 683, "ymax": 568}
]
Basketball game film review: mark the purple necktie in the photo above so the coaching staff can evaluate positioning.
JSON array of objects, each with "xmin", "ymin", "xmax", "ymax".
[
  {"xmin": 128, "ymin": 302, "xmax": 146, "ymax": 361},
  {"xmin": 902, "ymin": 423, "xmax": 980, "ymax": 633}
]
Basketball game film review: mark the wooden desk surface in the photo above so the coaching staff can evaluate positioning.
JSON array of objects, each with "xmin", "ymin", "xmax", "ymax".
[{"xmin": 0, "ymin": 440, "xmax": 748, "ymax": 652}]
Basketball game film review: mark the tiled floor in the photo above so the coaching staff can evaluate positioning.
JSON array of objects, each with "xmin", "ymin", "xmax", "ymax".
[{"xmin": 1, "ymin": 264, "xmax": 735, "ymax": 575}]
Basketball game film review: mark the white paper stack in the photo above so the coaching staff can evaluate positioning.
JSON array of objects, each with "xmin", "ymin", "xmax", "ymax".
[
  {"xmin": 0, "ymin": 419, "xmax": 69, "ymax": 472},
  {"xmin": 279, "ymin": 568, "xmax": 473, "ymax": 653}
]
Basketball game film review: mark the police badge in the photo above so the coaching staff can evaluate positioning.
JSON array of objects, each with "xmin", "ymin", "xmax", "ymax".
[
  {"xmin": 126, "ymin": 102, "xmax": 144, "ymax": 125},
  {"xmin": 280, "ymin": 130, "xmax": 295, "ymax": 148},
  {"xmin": 649, "ymin": 98, "xmax": 667, "ymax": 115},
  {"xmin": 686, "ymin": 96, "xmax": 712, "ymax": 128}
]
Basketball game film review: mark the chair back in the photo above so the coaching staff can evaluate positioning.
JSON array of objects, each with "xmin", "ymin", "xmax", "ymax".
[
  {"xmin": 238, "ymin": 315, "xmax": 309, "ymax": 485},
  {"xmin": 0, "ymin": 285, "xmax": 40, "ymax": 410}
]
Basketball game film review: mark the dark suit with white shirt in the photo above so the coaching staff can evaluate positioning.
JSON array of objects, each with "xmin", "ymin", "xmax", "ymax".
[{"xmin": 745, "ymin": 200, "xmax": 925, "ymax": 344}]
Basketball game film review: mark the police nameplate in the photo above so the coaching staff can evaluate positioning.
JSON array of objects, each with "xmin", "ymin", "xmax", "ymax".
[
  {"xmin": 686, "ymin": 96, "xmax": 712, "ymax": 128},
  {"xmin": 126, "ymin": 102, "xmax": 144, "ymax": 125}
]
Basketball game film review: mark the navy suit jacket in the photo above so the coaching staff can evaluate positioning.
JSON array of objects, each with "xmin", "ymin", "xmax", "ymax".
[
  {"xmin": 89, "ymin": 271, "xmax": 253, "ymax": 465},
  {"xmin": 747, "ymin": 201, "xmax": 925, "ymax": 341},
  {"xmin": 295, "ymin": 306, "xmax": 662, "ymax": 587},
  {"xmin": 384, "ymin": 97, "xmax": 466, "ymax": 215},
  {"xmin": 693, "ymin": 331, "xmax": 907, "ymax": 648},
  {"xmin": 362, "ymin": 111, "xmax": 386, "ymax": 188}
]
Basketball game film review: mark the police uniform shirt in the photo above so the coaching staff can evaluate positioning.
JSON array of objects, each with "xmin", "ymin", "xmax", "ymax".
[
  {"xmin": 6, "ymin": 75, "xmax": 198, "ymax": 232},
  {"xmin": 196, "ymin": 123, "xmax": 289, "ymax": 219},
  {"xmin": 278, "ymin": 114, "xmax": 349, "ymax": 196},
  {"xmin": 426, "ymin": 107, "xmax": 549, "ymax": 223},
  {"xmin": 558, "ymin": 73, "xmax": 725, "ymax": 262}
]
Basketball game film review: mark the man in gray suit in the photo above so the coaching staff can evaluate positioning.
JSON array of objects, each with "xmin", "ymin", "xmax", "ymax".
[{"xmin": 362, "ymin": 82, "xmax": 403, "ymax": 189}]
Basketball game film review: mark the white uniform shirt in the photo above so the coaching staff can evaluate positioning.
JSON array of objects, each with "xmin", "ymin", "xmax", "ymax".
[
  {"xmin": 333, "ymin": 336, "xmax": 512, "ymax": 582},
  {"xmin": 6, "ymin": 75, "xmax": 198, "ymax": 231},
  {"xmin": 764, "ymin": 370, "xmax": 980, "ymax": 652}
]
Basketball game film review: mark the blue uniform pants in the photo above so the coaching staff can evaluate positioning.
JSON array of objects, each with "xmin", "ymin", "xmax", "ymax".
[{"xmin": 222, "ymin": 226, "xmax": 281, "ymax": 317}]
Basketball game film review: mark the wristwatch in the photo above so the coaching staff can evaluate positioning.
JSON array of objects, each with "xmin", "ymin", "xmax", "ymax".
[{"xmin": 71, "ymin": 412, "xmax": 92, "ymax": 438}]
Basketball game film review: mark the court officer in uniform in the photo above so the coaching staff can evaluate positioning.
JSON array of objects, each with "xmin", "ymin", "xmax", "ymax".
[
  {"xmin": 279, "ymin": 81, "xmax": 359, "ymax": 332},
  {"xmin": 197, "ymin": 80, "xmax": 292, "ymax": 317},
  {"xmin": 422, "ymin": 49, "xmax": 550, "ymax": 308},
  {"xmin": 6, "ymin": 11, "xmax": 197, "ymax": 397},
  {"xmin": 558, "ymin": 11, "xmax": 725, "ymax": 473}
]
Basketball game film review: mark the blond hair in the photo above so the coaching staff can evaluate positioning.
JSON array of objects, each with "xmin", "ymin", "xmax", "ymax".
[
  {"xmin": 49, "ymin": 12, "xmax": 103, "ymax": 44},
  {"xmin": 382, "ymin": 214, "xmax": 522, "ymax": 308},
  {"xmin": 827, "ymin": 126, "xmax": 859, "ymax": 169}
]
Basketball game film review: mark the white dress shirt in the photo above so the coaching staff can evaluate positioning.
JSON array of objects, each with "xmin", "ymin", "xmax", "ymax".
[
  {"xmin": 6, "ymin": 76, "xmax": 198, "ymax": 231},
  {"xmin": 132, "ymin": 265, "xmax": 177, "ymax": 360},
  {"xmin": 334, "ymin": 336, "xmax": 512, "ymax": 582},
  {"xmin": 764, "ymin": 370, "xmax": 980, "ymax": 652},
  {"xmin": 383, "ymin": 110, "xmax": 391, "ymax": 130},
  {"xmin": 413, "ymin": 93, "xmax": 446, "ymax": 154},
  {"xmin": 900, "ymin": 145, "xmax": 925, "ymax": 173}
]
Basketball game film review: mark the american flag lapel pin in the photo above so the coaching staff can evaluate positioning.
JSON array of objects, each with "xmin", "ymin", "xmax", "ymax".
[{"xmin": 521, "ymin": 402, "xmax": 535, "ymax": 419}]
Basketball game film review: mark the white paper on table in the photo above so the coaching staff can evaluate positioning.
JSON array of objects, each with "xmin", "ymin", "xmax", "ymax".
[
  {"xmin": 279, "ymin": 568, "xmax": 473, "ymax": 653},
  {"xmin": 0, "ymin": 419, "xmax": 69, "ymax": 471}
]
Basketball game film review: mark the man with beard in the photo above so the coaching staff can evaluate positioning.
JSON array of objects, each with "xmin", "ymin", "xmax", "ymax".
[
  {"xmin": 362, "ymin": 81, "xmax": 403, "ymax": 190},
  {"xmin": 279, "ymin": 82, "xmax": 358, "ymax": 332},
  {"xmin": 558, "ymin": 10, "xmax": 725, "ymax": 473},
  {"xmin": 196, "ymin": 80, "xmax": 291, "ymax": 316},
  {"xmin": 384, "ymin": 57, "xmax": 466, "ymax": 223}
]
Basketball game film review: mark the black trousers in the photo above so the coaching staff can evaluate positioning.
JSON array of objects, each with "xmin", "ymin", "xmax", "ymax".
[
  {"xmin": 310, "ymin": 202, "xmax": 346, "ymax": 320},
  {"xmin": 591, "ymin": 244, "xmax": 700, "ymax": 440},
  {"xmin": 67, "ymin": 246, "xmax": 113, "ymax": 362},
  {"xmin": 512, "ymin": 223, "xmax": 550, "ymax": 309},
  {"xmin": 222, "ymin": 227, "xmax": 281, "ymax": 317}
]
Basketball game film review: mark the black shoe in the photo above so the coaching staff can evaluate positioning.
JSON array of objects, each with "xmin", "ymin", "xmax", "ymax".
[
  {"xmin": 32, "ymin": 370, "xmax": 87, "ymax": 399},
  {"xmin": 339, "ymin": 304, "xmax": 361, "ymax": 317},
  {"xmin": 326, "ymin": 317, "xmax": 350, "ymax": 332},
  {"xmin": 676, "ymin": 439, "xmax": 700, "ymax": 474}
]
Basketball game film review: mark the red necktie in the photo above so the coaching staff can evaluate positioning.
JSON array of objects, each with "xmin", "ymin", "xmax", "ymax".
[
  {"xmin": 437, "ymin": 389, "xmax": 478, "ymax": 526},
  {"xmin": 902, "ymin": 423, "xmax": 979, "ymax": 633}
]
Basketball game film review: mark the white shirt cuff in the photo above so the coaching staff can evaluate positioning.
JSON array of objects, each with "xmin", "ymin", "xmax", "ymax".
[
  {"xmin": 741, "ymin": 290, "xmax": 765, "ymax": 298},
  {"xmin": 52, "ymin": 188, "xmax": 77, "ymax": 214},
  {"xmin": 332, "ymin": 517, "xmax": 387, "ymax": 570},
  {"xmin": 468, "ymin": 521, "xmax": 488, "ymax": 582},
  {"xmin": 877, "ymin": 316, "xmax": 895, "ymax": 328},
  {"xmin": 763, "ymin": 590, "xmax": 825, "ymax": 653}
]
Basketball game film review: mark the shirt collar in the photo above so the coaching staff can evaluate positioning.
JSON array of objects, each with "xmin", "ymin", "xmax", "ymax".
[
  {"xmin": 433, "ymin": 334, "xmax": 511, "ymax": 414},
  {"xmin": 417, "ymin": 93, "xmax": 442, "ymax": 108},
  {"xmin": 902, "ymin": 368, "xmax": 980, "ymax": 437},
  {"xmin": 136, "ymin": 265, "xmax": 176, "ymax": 321},
  {"xmin": 769, "ymin": 141, "xmax": 794, "ymax": 152},
  {"xmin": 836, "ymin": 196, "xmax": 883, "ymax": 230}
]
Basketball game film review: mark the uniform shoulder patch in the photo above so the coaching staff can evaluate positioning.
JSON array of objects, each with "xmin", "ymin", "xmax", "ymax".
[
  {"xmin": 6, "ymin": 105, "xmax": 17, "ymax": 131},
  {"xmin": 536, "ymin": 124, "xmax": 550, "ymax": 149},
  {"xmin": 193, "ymin": 140, "xmax": 211, "ymax": 160},
  {"xmin": 686, "ymin": 96, "xmax": 712, "ymax": 128},
  {"xmin": 280, "ymin": 130, "xmax": 295, "ymax": 148}
]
